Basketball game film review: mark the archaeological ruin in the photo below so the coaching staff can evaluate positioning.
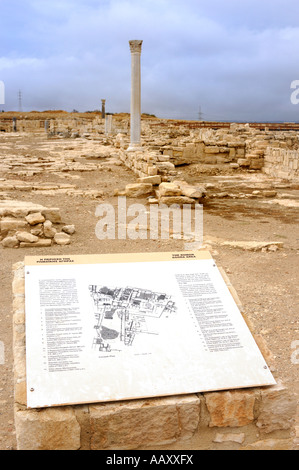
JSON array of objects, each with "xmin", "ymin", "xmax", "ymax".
[{"xmin": 0, "ymin": 40, "xmax": 298, "ymax": 452}]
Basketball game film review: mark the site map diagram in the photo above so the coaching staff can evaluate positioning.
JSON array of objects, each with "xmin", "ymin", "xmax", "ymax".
[{"xmin": 89, "ymin": 285, "xmax": 177, "ymax": 354}]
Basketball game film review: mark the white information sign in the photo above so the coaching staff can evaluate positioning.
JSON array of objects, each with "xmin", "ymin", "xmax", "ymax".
[{"xmin": 24, "ymin": 251, "xmax": 276, "ymax": 408}]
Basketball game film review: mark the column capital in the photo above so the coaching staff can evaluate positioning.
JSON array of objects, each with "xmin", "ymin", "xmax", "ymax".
[{"xmin": 129, "ymin": 40, "xmax": 143, "ymax": 53}]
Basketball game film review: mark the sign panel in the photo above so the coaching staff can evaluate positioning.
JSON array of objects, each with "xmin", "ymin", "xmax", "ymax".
[{"xmin": 24, "ymin": 251, "xmax": 276, "ymax": 408}]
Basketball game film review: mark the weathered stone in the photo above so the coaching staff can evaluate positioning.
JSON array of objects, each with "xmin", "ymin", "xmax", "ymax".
[
  {"xmin": 54, "ymin": 232, "xmax": 71, "ymax": 245},
  {"xmin": 90, "ymin": 395, "xmax": 200, "ymax": 450},
  {"xmin": 62, "ymin": 225, "xmax": 76, "ymax": 235},
  {"xmin": 0, "ymin": 200, "xmax": 45, "ymax": 218},
  {"xmin": 12, "ymin": 276, "xmax": 25, "ymax": 296},
  {"xmin": 147, "ymin": 166, "xmax": 158, "ymax": 176},
  {"xmin": 237, "ymin": 158, "xmax": 251, "ymax": 167},
  {"xmin": 256, "ymin": 382, "xmax": 297, "ymax": 433},
  {"xmin": 137, "ymin": 175, "xmax": 162, "ymax": 185},
  {"xmin": 19, "ymin": 239, "xmax": 52, "ymax": 248},
  {"xmin": 205, "ymin": 146, "xmax": 220, "ymax": 154},
  {"xmin": 15, "ymin": 381, "xmax": 27, "ymax": 407},
  {"xmin": 16, "ymin": 232, "xmax": 39, "ymax": 243},
  {"xmin": 262, "ymin": 190, "xmax": 277, "ymax": 198},
  {"xmin": 159, "ymin": 182, "xmax": 182, "ymax": 197},
  {"xmin": 14, "ymin": 405, "xmax": 81, "ymax": 450},
  {"xmin": 2, "ymin": 236, "xmax": 19, "ymax": 248},
  {"xmin": 220, "ymin": 240, "xmax": 283, "ymax": 252},
  {"xmin": 30, "ymin": 224, "xmax": 44, "ymax": 237},
  {"xmin": 43, "ymin": 220, "xmax": 57, "ymax": 238},
  {"xmin": 155, "ymin": 162, "xmax": 175, "ymax": 172},
  {"xmin": 125, "ymin": 183, "xmax": 153, "ymax": 197},
  {"xmin": 159, "ymin": 196, "xmax": 196, "ymax": 206},
  {"xmin": 241, "ymin": 438, "xmax": 294, "ymax": 450},
  {"xmin": 41, "ymin": 208, "xmax": 62, "ymax": 224},
  {"xmin": 214, "ymin": 433, "xmax": 245, "ymax": 444},
  {"xmin": 0, "ymin": 218, "xmax": 28, "ymax": 233},
  {"xmin": 25, "ymin": 212, "xmax": 45, "ymax": 226},
  {"xmin": 174, "ymin": 181, "xmax": 205, "ymax": 199},
  {"xmin": 205, "ymin": 390, "xmax": 256, "ymax": 428}
]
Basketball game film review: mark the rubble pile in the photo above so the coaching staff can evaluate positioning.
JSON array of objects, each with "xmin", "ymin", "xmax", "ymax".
[{"xmin": 0, "ymin": 200, "xmax": 75, "ymax": 248}]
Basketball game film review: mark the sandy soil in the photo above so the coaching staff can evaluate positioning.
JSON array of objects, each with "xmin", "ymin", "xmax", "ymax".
[{"xmin": 0, "ymin": 133, "xmax": 298, "ymax": 450}]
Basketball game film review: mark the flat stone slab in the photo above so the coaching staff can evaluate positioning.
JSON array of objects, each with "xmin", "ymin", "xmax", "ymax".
[{"xmin": 0, "ymin": 200, "xmax": 46, "ymax": 218}]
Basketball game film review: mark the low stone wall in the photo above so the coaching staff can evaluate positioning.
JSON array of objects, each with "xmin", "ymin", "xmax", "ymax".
[
  {"xmin": 263, "ymin": 148, "xmax": 299, "ymax": 180},
  {"xmin": 119, "ymin": 149, "xmax": 177, "ymax": 181},
  {"xmin": 0, "ymin": 201, "xmax": 75, "ymax": 248},
  {"xmin": 12, "ymin": 262, "xmax": 297, "ymax": 450}
]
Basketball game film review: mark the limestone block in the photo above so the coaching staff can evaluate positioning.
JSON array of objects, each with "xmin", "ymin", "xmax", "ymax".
[
  {"xmin": 159, "ymin": 196, "xmax": 196, "ymax": 206},
  {"xmin": 30, "ymin": 224, "xmax": 44, "ymax": 237},
  {"xmin": 19, "ymin": 239, "xmax": 52, "ymax": 248},
  {"xmin": 205, "ymin": 390, "xmax": 257, "ymax": 428},
  {"xmin": 25, "ymin": 212, "xmax": 46, "ymax": 226},
  {"xmin": 137, "ymin": 175, "xmax": 161, "ymax": 185},
  {"xmin": 241, "ymin": 438, "xmax": 294, "ymax": 450},
  {"xmin": 250, "ymin": 159, "xmax": 264, "ymax": 170},
  {"xmin": 41, "ymin": 208, "xmax": 62, "ymax": 224},
  {"xmin": 256, "ymin": 382, "xmax": 297, "ymax": 433},
  {"xmin": 205, "ymin": 146, "xmax": 220, "ymax": 154},
  {"xmin": 62, "ymin": 225, "xmax": 76, "ymax": 235},
  {"xmin": 155, "ymin": 162, "xmax": 176, "ymax": 172},
  {"xmin": 2, "ymin": 236, "xmax": 19, "ymax": 248},
  {"xmin": 0, "ymin": 218, "xmax": 28, "ymax": 233},
  {"xmin": 16, "ymin": 232, "xmax": 39, "ymax": 243},
  {"xmin": 125, "ymin": 183, "xmax": 153, "ymax": 198},
  {"xmin": 174, "ymin": 181, "xmax": 205, "ymax": 199},
  {"xmin": 147, "ymin": 166, "xmax": 158, "ymax": 176},
  {"xmin": 43, "ymin": 220, "xmax": 57, "ymax": 238},
  {"xmin": 237, "ymin": 159, "xmax": 251, "ymax": 167},
  {"xmin": 14, "ymin": 405, "xmax": 81, "ymax": 450},
  {"xmin": 54, "ymin": 232, "xmax": 71, "ymax": 246},
  {"xmin": 159, "ymin": 182, "xmax": 182, "ymax": 197},
  {"xmin": 157, "ymin": 155, "xmax": 170, "ymax": 162},
  {"xmin": 90, "ymin": 395, "xmax": 200, "ymax": 450},
  {"xmin": 213, "ymin": 433, "xmax": 245, "ymax": 444},
  {"xmin": 262, "ymin": 190, "xmax": 277, "ymax": 198}
]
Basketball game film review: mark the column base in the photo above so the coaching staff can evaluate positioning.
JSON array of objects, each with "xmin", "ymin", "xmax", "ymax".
[{"xmin": 126, "ymin": 144, "xmax": 143, "ymax": 152}]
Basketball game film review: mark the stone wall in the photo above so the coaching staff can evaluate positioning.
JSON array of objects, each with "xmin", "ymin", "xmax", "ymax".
[
  {"xmin": 0, "ymin": 201, "xmax": 75, "ymax": 248},
  {"xmin": 263, "ymin": 147, "xmax": 299, "ymax": 180},
  {"xmin": 160, "ymin": 124, "xmax": 299, "ymax": 173},
  {"xmin": 12, "ymin": 262, "xmax": 297, "ymax": 450},
  {"xmin": 119, "ymin": 149, "xmax": 177, "ymax": 181}
]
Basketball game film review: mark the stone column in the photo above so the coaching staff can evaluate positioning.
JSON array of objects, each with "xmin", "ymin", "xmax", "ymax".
[
  {"xmin": 127, "ymin": 40, "xmax": 143, "ymax": 151},
  {"xmin": 105, "ymin": 115, "xmax": 113, "ymax": 135},
  {"xmin": 101, "ymin": 99, "xmax": 106, "ymax": 119}
]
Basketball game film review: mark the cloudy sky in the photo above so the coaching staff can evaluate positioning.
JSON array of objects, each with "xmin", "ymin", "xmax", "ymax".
[{"xmin": 1, "ymin": 0, "xmax": 299, "ymax": 121}]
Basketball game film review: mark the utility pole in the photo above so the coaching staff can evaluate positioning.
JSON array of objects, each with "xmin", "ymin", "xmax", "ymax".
[{"xmin": 198, "ymin": 105, "xmax": 203, "ymax": 121}]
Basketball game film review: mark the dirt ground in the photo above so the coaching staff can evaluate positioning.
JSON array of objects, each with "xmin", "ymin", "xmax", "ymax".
[{"xmin": 0, "ymin": 133, "xmax": 298, "ymax": 450}]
